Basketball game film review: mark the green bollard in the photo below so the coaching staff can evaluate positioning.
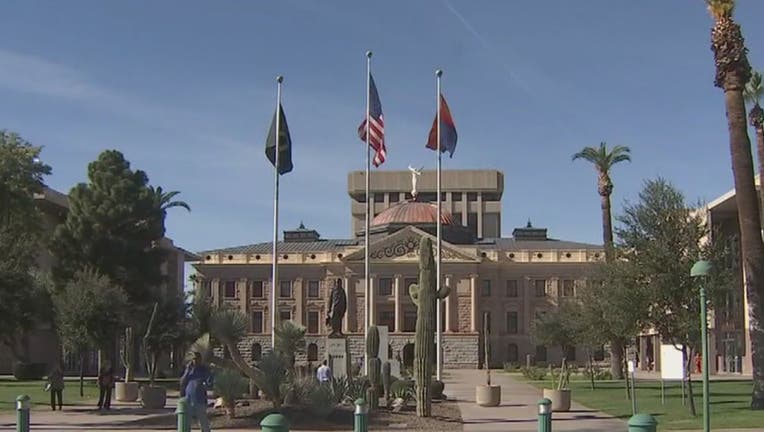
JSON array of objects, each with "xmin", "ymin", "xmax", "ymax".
[
  {"xmin": 261, "ymin": 413, "xmax": 290, "ymax": 432},
  {"xmin": 16, "ymin": 395, "xmax": 30, "ymax": 432},
  {"xmin": 175, "ymin": 397, "xmax": 190, "ymax": 432},
  {"xmin": 628, "ymin": 414, "xmax": 658, "ymax": 432},
  {"xmin": 354, "ymin": 398, "xmax": 369, "ymax": 432},
  {"xmin": 537, "ymin": 398, "xmax": 552, "ymax": 432}
]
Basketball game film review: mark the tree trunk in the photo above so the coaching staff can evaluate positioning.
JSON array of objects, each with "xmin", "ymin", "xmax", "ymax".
[
  {"xmin": 624, "ymin": 353, "xmax": 631, "ymax": 400},
  {"xmin": 610, "ymin": 338, "xmax": 624, "ymax": 380},
  {"xmin": 79, "ymin": 353, "xmax": 85, "ymax": 398},
  {"xmin": 755, "ymin": 126, "xmax": 764, "ymax": 226},
  {"xmin": 600, "ymin": 193, "xmax": 614, "ymax": 262},
  {"xmin": 683, "ymin": 346, "xmax": 697, "ymax": 416},
  {"xmin": 588, "ymin": 351, "xmax": 596, "ymax": 390},
  {"xmin": 724, "ymin": 86, "xmax": 764, "ymax": 409}
]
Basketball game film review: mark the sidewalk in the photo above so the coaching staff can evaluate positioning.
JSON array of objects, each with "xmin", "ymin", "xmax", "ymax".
[{"xmin": 443, "ymin": 370, "xmax": 625, "ymax": 432}]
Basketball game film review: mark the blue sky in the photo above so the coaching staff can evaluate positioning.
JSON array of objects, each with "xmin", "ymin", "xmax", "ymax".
[{"xmin": 2, "ymin": 0, "xmax": 764, "ymax": 253}]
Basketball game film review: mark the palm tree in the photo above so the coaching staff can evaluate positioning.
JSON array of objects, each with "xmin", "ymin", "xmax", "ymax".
[
  {"xmin": 150, "ymin": 186, "xmax": 191, "ymax": 213},
  {"xmin": 708, "ymin": 0, "xmax": 764, "ymax": 409},
  {"xmin": 744, "ymin": 70, "xmax": 764, "ymax": 213},
  {"xmin": 274, "ymin": 320, "xmax": 307, "ymax": 369},
  {"xmin": 572, "ymin": 142, "xmax": 631, "ymax": 379}
]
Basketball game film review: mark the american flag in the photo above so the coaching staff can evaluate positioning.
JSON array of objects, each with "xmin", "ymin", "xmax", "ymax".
[{"xmin": 358, "ymin": 74, "xmax": 386, "ymax": 166}]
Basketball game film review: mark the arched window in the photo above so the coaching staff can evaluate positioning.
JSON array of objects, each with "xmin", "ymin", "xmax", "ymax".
[
  {"xmin": 507, "ymin": 343, "xmax": 519, "ymax": 363},
  {"xmin": 251, "ymin": 343, "xmax": 262, "ymax": 362},
  {"xmin": 402, "ymin": 343, "xmax": 415, "ymax": 367},
  {"xmin": 307, "ymin": 343, "xmax": 319, "ymax": 362}
]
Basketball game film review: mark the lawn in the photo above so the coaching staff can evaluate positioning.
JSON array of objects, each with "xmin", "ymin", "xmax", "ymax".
[
  {"xmin": 0, "ymin": 377, "xmax": 180, "ymax": 412},
  {"xmin": 523, "ymin": 376, "xmax": 764, "ymax": 430}
]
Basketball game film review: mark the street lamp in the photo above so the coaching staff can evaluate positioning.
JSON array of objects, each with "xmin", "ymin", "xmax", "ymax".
[{"xmin": 690, "ymin": 259, "xmax": 711, "ymax": 432}]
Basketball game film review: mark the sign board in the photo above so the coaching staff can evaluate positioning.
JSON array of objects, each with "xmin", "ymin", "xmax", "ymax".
[{"xmin": 660, "ymin": 344, "xmax": 686, "ymax": 380}]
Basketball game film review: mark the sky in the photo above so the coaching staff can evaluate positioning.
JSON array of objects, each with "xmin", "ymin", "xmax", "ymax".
[{"xmin": 2, "ymin": 0, "xmax": 764, "ymax": 254}]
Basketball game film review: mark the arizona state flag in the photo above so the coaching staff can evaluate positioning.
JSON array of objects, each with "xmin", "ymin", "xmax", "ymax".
[
  {"xmin": 426, "ymin": 94, "xmax": 457, "ymax": 158},
  {"xmin": 265, "ymin": 104, "xmax": 293, "ymax": 174}
]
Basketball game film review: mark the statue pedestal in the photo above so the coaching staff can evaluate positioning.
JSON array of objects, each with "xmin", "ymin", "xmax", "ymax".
[{"xmin": 326, "ymin": 337, "xmax": 350, "ymax": 379}]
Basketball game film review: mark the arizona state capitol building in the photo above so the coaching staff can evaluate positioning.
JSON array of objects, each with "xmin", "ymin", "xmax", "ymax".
[{"xmin": 192, "ymin": 170, "xmax": 603, "ymax": 369}]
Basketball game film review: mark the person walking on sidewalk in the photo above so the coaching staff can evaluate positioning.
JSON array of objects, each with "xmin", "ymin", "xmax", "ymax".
[
  {"xmin": 97, "ymin": 362, "xmax": 115, "ymax": 410},
  {"xmin": 46, "ymin": 365, "xmax": 64, "ymax": 411},
  {"xmin": 180, "ymin": 352, "xmax": 213, "ymax": 432}
]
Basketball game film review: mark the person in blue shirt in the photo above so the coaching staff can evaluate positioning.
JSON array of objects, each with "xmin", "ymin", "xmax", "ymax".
[{"xmin": 180, "ymin": 352, "xmax": 213, "ymax": 432}]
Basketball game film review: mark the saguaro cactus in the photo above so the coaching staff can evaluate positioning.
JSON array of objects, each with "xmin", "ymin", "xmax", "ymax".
[
  {"xmin": 366, "ymin": 325, "xmax": 381, "ymax": 410},
  {"xmin": 382, "ymin": 361, "xmax": 392, "ymax": 407},
  {"xmin": 409, "ymin": 237, "xmax": 450, "ymax": 417}
]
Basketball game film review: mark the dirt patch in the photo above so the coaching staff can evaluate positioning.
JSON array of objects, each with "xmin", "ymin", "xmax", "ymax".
[{"xmin": 124, "ymin": 398, "xmax": 462, "ymax": 431}]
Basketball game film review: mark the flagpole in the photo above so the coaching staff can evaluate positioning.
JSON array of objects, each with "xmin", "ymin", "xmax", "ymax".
[
  {"xmin": 364, "ymin": 51, "xmax": 372, "ymax": 376},
  {"xmin": 271, "ymin": 75, "xmax": 283, "ymax": 350},
  {"xmin": 435, "ymin": 69, "xmax": 443, "ymax": 381}
]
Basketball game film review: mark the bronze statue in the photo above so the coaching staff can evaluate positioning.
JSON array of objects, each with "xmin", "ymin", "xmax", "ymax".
[{"xmin": 326, "ymin": 278, "xmax": 347, "ymax": 337}]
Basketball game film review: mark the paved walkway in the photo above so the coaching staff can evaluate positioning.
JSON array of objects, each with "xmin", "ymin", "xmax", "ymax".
[{"xmin": 443, "ymin": 370, "xmax": 626, "ymax": 432}]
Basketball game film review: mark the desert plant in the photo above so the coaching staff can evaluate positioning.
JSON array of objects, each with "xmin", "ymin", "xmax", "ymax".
[
  {"xmin": 390, "ymin": 379, "xmax": 415, "ymax": 407},
  {"xmin": 305, "ymin": 382, "xmax": 338, "ymax": 418},
  {"xmin": 346, "ymin": 376, "xmax": 370, "ymax": 404},
  {"xmin": 213, "ymin": 368, "xmax": 247, "ymax": 418},
  {"xmin": 431, "ymin": 380, "xmax": 445, "ymax": 400},
  {"xmin": 284, "ymin": 375, "xmax": 316, "ymax": 406},
  {"xmin": 331, "ymin": 376, "xmax": 349, "ymax": 405},
  {"xmin": 503, "ymin": 362, "xmax": 520, "ymax": 372},
  {"xmin": 382, "ymin": 361, "xmax": 392, "ymax": 407},
  {"xmin": 408, "ymin": 237, "xmax": 449, "ymax": 417},
  {"xmin": 256, "ymin": 351, "xmax": 289, "ymax": 408},
  {"xmin": 548, "ymin": 359, "xmax": 571, "ymax": 390},
  {"xmin": 274, "ymin": 320, "xmax": 306, "ymax": 369},
  {"xmin": 366, "ymin": 326, "xmax": 381, "ymax": 410}
]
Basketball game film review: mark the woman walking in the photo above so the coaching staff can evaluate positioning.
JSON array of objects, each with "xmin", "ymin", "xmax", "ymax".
[{"xmin": 47, "ymin": 365, "xmax": 64, "ymax": 411}]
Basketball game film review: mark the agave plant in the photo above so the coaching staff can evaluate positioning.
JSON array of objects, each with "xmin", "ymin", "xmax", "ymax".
[
  {"xmin": 305, "ymin": 382, "xmax": 337, "ymax": 418},
  {"xmin": 213, "ymin": 368, "xmax": 247, "ymax": 418},
  {"xmin": 330, "ymin": 376, "xmax": 349, "ymax": 405}
]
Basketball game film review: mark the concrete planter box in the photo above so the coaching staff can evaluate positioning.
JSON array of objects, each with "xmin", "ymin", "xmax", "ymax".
[
  {"xmin": 475, "ymin": 385, "xmax": 501, "ymax": 407},
  {"xmin": 543, "ymin": 388, "xmax": 571, "ymax": 412},
  {"xmin": 115, "ymin": 382, "xmax": 139, "ymax": 402},
  {"xmin": 140, "ymin": 385, "xmax": 167, "ymax": 409}
]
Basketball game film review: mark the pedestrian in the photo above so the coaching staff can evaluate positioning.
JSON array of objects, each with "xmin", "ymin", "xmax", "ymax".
[
  {"xmin": 97, "ymin": 362, "xmax": 115, "ymax": 410},
  {"xmin": 316, "ymin": 360, "xmax": 332, "ymax": 383},
  {"xmin": 180, "ymin": 352, "xmax": 213, "ymax": 432},
  {"xmin": 46, "ymin": 365, "xmax": 64, "ymax": 411}
]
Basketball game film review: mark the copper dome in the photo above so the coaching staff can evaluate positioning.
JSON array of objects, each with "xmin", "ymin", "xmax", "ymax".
[{"xmin": 372, "ymin": 200, "xmax": 455, "ymax": 227}]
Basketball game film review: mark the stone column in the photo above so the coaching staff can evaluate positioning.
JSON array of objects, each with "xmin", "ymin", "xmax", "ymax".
[
  {"xmin": 522, "ymin": 277, "xmax": 532, "ymax": 334},
  {"xmin": 477, "ymin": 192, "xmax": 483, "ymax": 238},
  {"xmin": 394, "ymin": 274, "xmax": 403, "ymax": 333},
  {"xmin": 238, "ymin": 278, "xmax": 248, "ymax": 314},
  {"xmin": 294, "ymin": 277, "xmax": 304, "ymax": 326},
  {"xmin": 470, "ymin": 274, "xmax": 478, "ymax": 332},
  {"xmin": 369, "ymin": 275, "xmax": 376, "ymax": 326},
  {"xmin": 212, "ymin": 278, "xmax": 221, "ymax": 307}
]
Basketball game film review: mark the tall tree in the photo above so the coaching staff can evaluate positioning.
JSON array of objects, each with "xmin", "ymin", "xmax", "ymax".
[
  {"xmin": 744, "ymin": 70, "xmax": 764, "ymax": 214},
  {"xmin": 708, "ymin": 0, "xmax": 764, "ymax": 409},
  {"xmin": 572, "ymin": 141, "xmax": 631, "ymax": 378},
  {"xmin": 0, "ymin": 130, "xmax": 53, "ymax": 362}
]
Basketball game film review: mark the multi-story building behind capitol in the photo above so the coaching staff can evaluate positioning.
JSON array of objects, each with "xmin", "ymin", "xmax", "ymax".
[{"xmin": 192, "ymin": 169, "xmax": 604, "ymax": 369}]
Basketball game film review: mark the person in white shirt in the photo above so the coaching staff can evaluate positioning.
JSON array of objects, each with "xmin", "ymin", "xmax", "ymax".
[{"xmin": 316, "ymin": 360, "xmax": 332, "ymax": 383}]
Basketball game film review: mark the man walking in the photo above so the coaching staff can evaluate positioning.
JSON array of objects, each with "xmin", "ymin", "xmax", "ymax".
[
  {"xmin": 316, "ymin": 360, "xmax": 332, "ymax": 383},
  {"xmin": 180, "ymin": 352, "xmax": 213, "ymax": 432}
]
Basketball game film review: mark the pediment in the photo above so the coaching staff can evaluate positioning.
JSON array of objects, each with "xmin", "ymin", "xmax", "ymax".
[{"xmin": 343, "ymin": 226, "xmax": 479, "ymax": 263}]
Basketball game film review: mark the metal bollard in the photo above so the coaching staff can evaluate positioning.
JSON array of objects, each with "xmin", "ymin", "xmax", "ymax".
[
  {"xmin": 537, "ymin": 398, "xmax": 552, "ymax": 432},
  {"xmin": 354, "ymin": 398, "xmax": 369, "ymax": 432},
  {"xmin": 260, "ymin": 412, "xmax": 290, "ymax": 432},
  {"xmin": 16, "ymin": 395, "xmax": 30, "ymax": 432},
  {"xmin": 628, "ymin": 414, "xmax": 658, "ymax": 432},
  {"xmin": 175, "ymin": 397, "xmax": 190, "ymax": 432}
]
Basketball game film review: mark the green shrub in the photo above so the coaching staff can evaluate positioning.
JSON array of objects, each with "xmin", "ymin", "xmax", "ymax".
[
  {"xmin": 345, "ymin": 376, "xmax": 370, "ymax": 404},
  {"xmin": 519, "ymin": 366, "xmax": 547, "ymax": 381},
  {"xmin": 213, "ymin": 368, "xmax": 248, "ymax": 417},
  {"xmin": 330, "ymin": 376, "xmax": 349, "ymax": 405},
  {"xmin": 305, "ymin": 383, "xmax": 337, "ymax": 418},
  {"xmin": 582, "ymin": 366, "xmax": 613, "ymax": 380},
  {"xmin": 390, "ymin": 379, "xmax": 414, "ymax": 404},
  {"xmin": 503, "ymin": 362, "xmax": 521, "ymax": 372},
  {"xmin": 13, "ymin": 363, "xmax": 47, "ymax": 380}
]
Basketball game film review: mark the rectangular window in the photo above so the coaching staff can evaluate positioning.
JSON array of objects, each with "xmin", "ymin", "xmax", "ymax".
[
  {"xmin": 251, "ymin": 280, "xmax": 264, "ymax": 298},
  {"xmin": 534, "ymin": 279, "xmax": 546, "ymax": 297},
  {"xmin": 373, "ymin": 193, "xmax": 385, "ymax": 203},
  {"xmin": 307, "ymin": 311, "xmax": 319, "ymax": 334},
  {"xmin": 307, "ymin": 280, "xmax": 320, "ymax": 298},
  {"xmin": 224, "ymin": 281, "xmax": 236, "ymax": 298},
  {"xmin": 467, "ymin": 213, "xmax": 478, "ymax": 237},
  {"xmin": 389, "ymin": 193, "xmax": 400, "ymax": 203},
  {"xmin": 279, "ymin": 310, "xmax": 291, "ymax": 322},
  {"xmin": 452, "ymin": 192, "xmax": 462, "ymax": 202},
  {"xmin": 378, "ymin": 278, "xmax": 393, "ymax": 296},
  {"xmin": 481, "ymin": 280, "xmax": 491, "ymax": 297},
  {"xmin": 506, "ymin": 280, "xmax": 519, "ymax": 297},
  {"xmin": 467, "ymin": 192, "xmax": 478, "ymax": 202},
  {"xmin": 252, "ymin": 311, "xmax": 263, "ymax": 333},
  {"xmin": 279, "ymin": 280, "xmax": 292, "ymax": 298},
  {"xmin": 419, "ymin": 192, "xmax": 436, "ymax": 202},
  {"xmin": 562, "ymin": 279, "xmax": 575, "ymax": 297},
  {"xmin": 379, "ymin": 310, "xmax": 395, "ymax": 331},
  {"xmin": 482, "ymin": 311, "xmax": 492, "ymax": 333},
  {"xmin": 506, "ymin": 311, "xmax": 518, "ymax": 334},
  {"xmin": 403, "ymin": 310, "xmax": 417, "ymax": 332}
]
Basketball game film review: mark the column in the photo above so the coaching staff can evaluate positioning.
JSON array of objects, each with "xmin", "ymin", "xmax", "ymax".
[
  {"xmin": 522, "ymin": 277, "xmax": 532, "ymax": 335},
  {"xmin": 470, "ymin": 274, "xmax": 478, "ymax": 332},
  {"xmin": 477, "ymin": 192, "xmax": 483, "ymax": 238},
  {"xmin": 294, "ymin": 277, "xmax": 304, "ymax": 326},
  {"xmin": 212, "ymin": 278, "xmax": 221, "ymax": 307},
  {"xmin": 368, "ymin": 275, "xmax": 376, "ymax": 326},
  {"xmin": 238, "ymin": 278, "xmax": 248, "ymax": 314},
  {"xmin": 462, "ymin": 196, "xmax": 468, "ymax": 225},
  {"xmin": 444, "ymin": 274, "xmax": 452, "ymax": 332},
  {"xmin": 394, "ymin": 275, "xmax": 402, "ymax": 333}
]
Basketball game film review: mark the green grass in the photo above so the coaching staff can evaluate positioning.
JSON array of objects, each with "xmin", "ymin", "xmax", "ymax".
[
  {"xmin": 524, "ymin": 377, "xmax": 764, "ymax": 430},
  {"xmin": 0, "ymin": 377, "xmax": 180, "ymax": 412}
]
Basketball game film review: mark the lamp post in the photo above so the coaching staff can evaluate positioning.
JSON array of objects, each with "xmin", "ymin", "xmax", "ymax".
[{"xmin": 690, "ymin": 259, "xmax": 711, "ymax": 432}]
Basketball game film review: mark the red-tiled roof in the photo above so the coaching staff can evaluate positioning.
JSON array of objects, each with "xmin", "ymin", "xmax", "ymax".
[{"xmin": 371, "ymin": 200, "xmax": 455, "ymax": 226}]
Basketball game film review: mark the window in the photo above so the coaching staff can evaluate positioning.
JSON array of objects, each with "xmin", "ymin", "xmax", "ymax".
[
  {"xmin": 307, "ymin": 311, "xmax": 319, "ymax": 334},
  {"xmin": 251, "ymin": 343, "xmax": 262, "ymax": 362},
  {"xmin": 403, "ymin": 310, "xmax": 417, "ymax": 332},
  {"xmin": 390, "ymin": 193, "xmax": 400, "ymax": 203},
  {"xmin": 379, "ymin": 278, "xmax": 393, "ymax": 296},
  {"xmin": 467, "ymin": 192, "xmax": 478, "ymax": 202},
  {"xmin": 507, "ymin": 343, "xmax": 519, "ymax": 363},
  {"xmin": 482, "ymin": 311, "xmax": 492, "ymax": 333},
  {"xmin": 373, "ymin": 193, "xmax": 384, "ymax": 203},
  {"xmin": 506, "ymin": 311, "xmax": 518, "ymax": 334},
  {"xmin": 279, "ymin": 310, "xmax": 291, "ymax": 322},
  {"xmin": 467, "ymin": 213, "xmax": 478, "ymax": 237},
  {"xmin": 252, "ymin": 311, "xmax": 263, "ymax": 333},
  {"xmin": 251, "ymin": 280, "xmax": 264, "ymax": 298},
  {"xmin": 307, "ymin": 280, "xmax": 320, "ymax": 298},
  {"xmin": 224, "ymin": 280, "xmax": 236, "ymax": 298},
  {"xmin": 201, "ymin": 280, "xmax": 212, "ymax": 298},
  {"xmin": 534, "ymin": 279, "xmax": 546, "ymax": 297},
  {"xmin": 506, "ymin": 280, "xmax": 519, "ymax": 297},
  {"xmin": 404, "ymin": 278, "xmax": 417, "ymax": 290},
  {"xmin": 535, "ymin": 345, "xmax": 548, "ymax": 362},
  {"xmin": 307, "ymin": 343, "xmax": 318, "ymax": 362},
  {"xmin": 280, "ymin": 280, "xmax": 292, "ymax": 298},
  {"xmin": 379, "ymin": 310, "xmax": 395, "ymax": 331},
  {"xmin": 562, "ymin": 279, "xmax": 575, "ymax": 297},
  {"xmin": 452, "ymin": 192, "xmax": 462, "ymax": 202},
  {"xmin": 453, "ymin": 213, "xmax": 463, "ymax": 225},
  {"xmin": 481, "ymin": 280, "xmax": 491, "ymax": 297}
]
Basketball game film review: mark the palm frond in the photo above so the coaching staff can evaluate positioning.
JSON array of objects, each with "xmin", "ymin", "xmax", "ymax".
[
  {"xmin": 210, "ymin": 308, "xmax": 249, "ymax": 345},
  {"xmin": 745, "ymin": 70, "xmax": 764, "ymax": 105},
  {"xmin": 706, "ymin": 0, "xmax": 735, "ymax": 19},
  {"xmin": 274, "ymin": 320, "xmax": 307, "ymax": 358}
]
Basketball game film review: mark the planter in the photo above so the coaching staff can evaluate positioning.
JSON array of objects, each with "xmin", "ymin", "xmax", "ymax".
[
  {"xmin": 115, "ymin": 382, "xmax": 139, "ymax": 402},
  {"xmin": 543, "ymin": 388, "xmax": 571, "ymax": 412},
  {"xmin": 475, "ymin": 385, "xmax": 501, "ymax": 407},
  {"xmin": 140, "ymin": 385, "xmax": 167, "ymax": 409}
]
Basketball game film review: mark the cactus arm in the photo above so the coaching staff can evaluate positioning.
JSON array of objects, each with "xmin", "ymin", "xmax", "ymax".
[
  {"xmin": 409, "ymin": 284, "xmax": 420, "ymax": 305},
  {"xmin": 436, "ymin": 285, "xmax": 450, "ymax": 300}
]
